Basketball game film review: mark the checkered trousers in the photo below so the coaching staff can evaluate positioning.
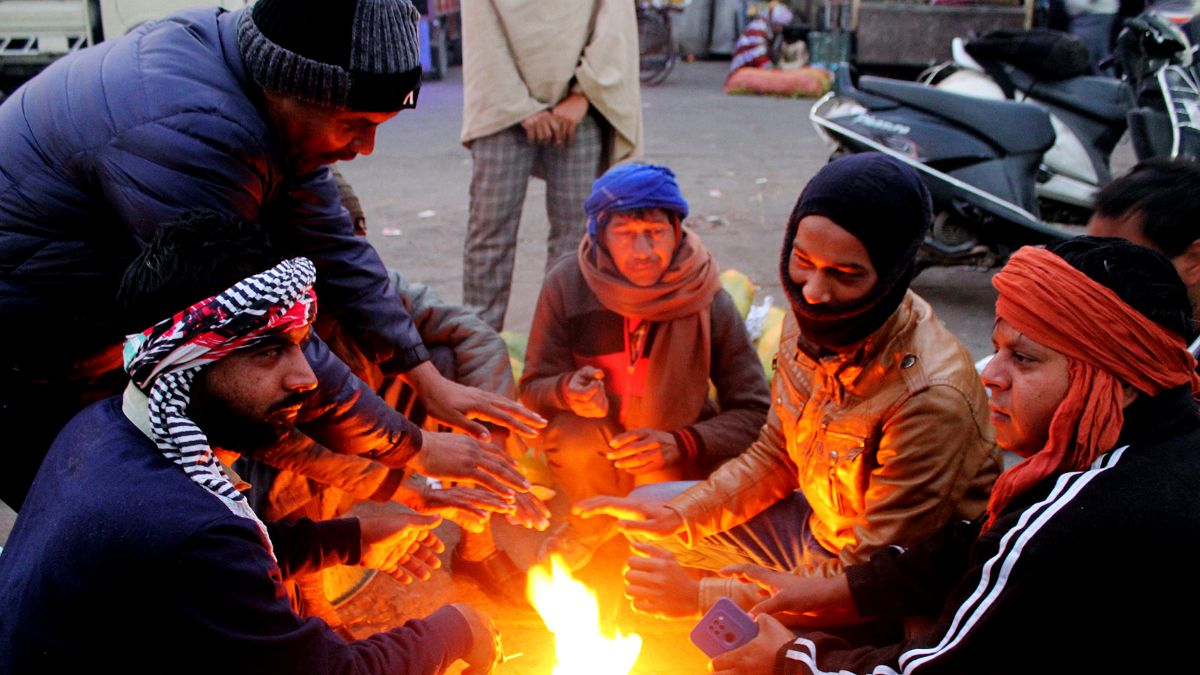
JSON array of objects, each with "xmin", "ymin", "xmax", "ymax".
[{"xmin": 462, "ymin": 114, "xmax": 602, "ymax": 331}]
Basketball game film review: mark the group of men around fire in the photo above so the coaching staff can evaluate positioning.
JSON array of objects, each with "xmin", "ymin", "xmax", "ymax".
[{"xmin": 2, "ymin": 0, "xmax": 1200, "ymax": 673}]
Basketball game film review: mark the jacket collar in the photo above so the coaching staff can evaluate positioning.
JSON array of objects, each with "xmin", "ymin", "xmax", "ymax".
[
  {"xmin": 218, "ymin": 7, "xmax": 285, "ymax": 171},
  {"xmin": 1116, "ymin": 385, "xmax": 1199, "ymax": 447},
  {"xmin": 122, "ymin": 382, "xmax": 251, "ymax": 490},
  {"xmin": 122, "ymin": 382, "xmax": 155, "ymax": 441},
  {"xmin": 796, "ymin": 291, "xmax": 915, "ymax": 389},
  {"xmin": 219, "ymin": 8, "xmax": 255, "ymax": 102}
]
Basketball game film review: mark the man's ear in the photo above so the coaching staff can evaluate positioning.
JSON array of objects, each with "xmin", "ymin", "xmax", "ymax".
[
  {"xmin": 1173, "ymin": 239, "xmax": 1200, "ymax": 289},
  {"xmin": 1121, "ymin": 382, "xmax": 1139, "ymax": 409}
]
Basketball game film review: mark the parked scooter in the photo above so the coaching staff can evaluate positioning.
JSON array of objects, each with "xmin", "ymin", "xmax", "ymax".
[
  {"xmin": 922, "ymin": 34, "xmax": 1130, "ymax": 222},
  {"xmin": 810, "ymin": 65, "xmax": 1069, "ymax": 268},
  {"xmin": 922, "ymin": 13, "xmax": 1198, "ymax": 220},
  {"xmin": 1113, "ymin": 13, "xmax": 1200, "ymax": 160},
  {"xmin": 808, "ymin": 14, "xmax": 1200, "ymax": 269}
]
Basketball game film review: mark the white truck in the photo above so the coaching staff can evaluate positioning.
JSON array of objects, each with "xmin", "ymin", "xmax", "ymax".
[{"xmin": 0, "ymin": 0, "xmax": 246, "ymax": 96}]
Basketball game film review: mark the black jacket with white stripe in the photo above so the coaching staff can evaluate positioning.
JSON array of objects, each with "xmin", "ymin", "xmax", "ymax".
[{"xmin": 779, "ymin": 385, "xmax": 1200, "ymax": 674}]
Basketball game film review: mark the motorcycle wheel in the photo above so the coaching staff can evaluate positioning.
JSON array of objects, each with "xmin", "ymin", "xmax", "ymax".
[
  {"xmin": 638, "ymin": 8, "xmax": 676, "ymax": 85},
  {"xmin": 1036, "ymin": 198, "xmax": 1093, "ymax": 229},
  {"xmin": 916, "ymin": 211, "xmax": 998, "ymax": 274}
]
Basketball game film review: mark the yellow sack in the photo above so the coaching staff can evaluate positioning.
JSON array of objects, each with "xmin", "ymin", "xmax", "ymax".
[
  {"xmin": 720, "ymin": 269, "xmax": 755, "ymax": 320},
  {"xmin": 500, "ymin": 330, "xmax": 528, "ymax": 389},
  {"xmin": 756, "ymin": 306, "xmax": 787, "ymax": 381}
]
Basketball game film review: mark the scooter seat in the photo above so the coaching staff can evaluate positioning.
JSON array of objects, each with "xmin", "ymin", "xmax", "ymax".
[
  {"xmin": 1007, "ymin": 69, "xmax": 1133, "ymax": 124},
  {"xmin": 859, "ymin": 76, "xmax": 1055, "ymax": 156}
]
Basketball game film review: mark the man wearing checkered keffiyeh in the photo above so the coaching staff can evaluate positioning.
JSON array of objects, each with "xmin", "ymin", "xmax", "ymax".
[
  {"xmin": 0, "ymin": 248, "xmax": 498, "ymax": 673},
  {"xmin": 122, "ymin": 256, "xmax": 318, "ymax": 556}
]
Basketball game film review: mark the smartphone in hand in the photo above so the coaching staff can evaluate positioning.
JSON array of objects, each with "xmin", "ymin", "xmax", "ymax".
[{"xmin": 690, "ymin": 597, "xmax": 760, "ymax": 658}]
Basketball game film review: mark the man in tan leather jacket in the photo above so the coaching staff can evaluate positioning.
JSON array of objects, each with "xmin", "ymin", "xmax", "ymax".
[{"xmin": 578, "ymin": 154, "xmax": 1001, "ymax": 623}]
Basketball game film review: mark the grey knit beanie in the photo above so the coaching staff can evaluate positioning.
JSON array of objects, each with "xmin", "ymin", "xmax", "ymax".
[{"xmin": 238, "ymin": 0, "xmax": 422, "ymax": 112}]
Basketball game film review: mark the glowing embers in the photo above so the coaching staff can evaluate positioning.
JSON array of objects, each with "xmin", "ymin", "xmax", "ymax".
[{"xmin": 527, "ymin": 554, "xmax": 642, "ymax": 675}]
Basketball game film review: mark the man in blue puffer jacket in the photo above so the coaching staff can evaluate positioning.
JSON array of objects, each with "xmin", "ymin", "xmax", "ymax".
[{"xmin": 0, "ymin": 0, "xmax": 544, "ymax": 508}]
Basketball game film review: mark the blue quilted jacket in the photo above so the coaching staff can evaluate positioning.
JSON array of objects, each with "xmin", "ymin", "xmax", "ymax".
[{"xmin": 0, "ymin": 6, "xmax": 427, "ymax": 374}]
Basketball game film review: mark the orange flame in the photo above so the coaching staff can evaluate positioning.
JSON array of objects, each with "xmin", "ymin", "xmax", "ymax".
[{"xmin": 527, "ymin": 555, "xmax": 642, "ymax": 675}]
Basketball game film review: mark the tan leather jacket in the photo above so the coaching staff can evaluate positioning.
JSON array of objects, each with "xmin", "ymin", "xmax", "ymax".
[{"xmin": 669, "ymin": 291, "xmax": 1000, "ymax": 581}]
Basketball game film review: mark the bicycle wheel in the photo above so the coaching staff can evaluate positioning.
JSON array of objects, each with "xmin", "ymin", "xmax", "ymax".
[{"xmin": 638, "ymin": 8, "xmax": 674, "ymax": 85}]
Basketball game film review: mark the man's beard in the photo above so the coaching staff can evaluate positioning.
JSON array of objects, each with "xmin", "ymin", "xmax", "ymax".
[{"xmin": 188, "ymin": 388, "xmax": 308, "ymax": 456}]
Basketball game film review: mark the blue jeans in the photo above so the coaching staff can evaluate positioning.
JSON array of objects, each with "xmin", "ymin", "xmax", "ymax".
[{"xmin": 628, "ymin": 481, "xmax": 836, "ymax": 572}]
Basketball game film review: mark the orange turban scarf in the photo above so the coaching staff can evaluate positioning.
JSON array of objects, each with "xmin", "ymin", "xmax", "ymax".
[{"xmin": 987, "ymin": 246, "xmax": 1200, "ymax": 526}]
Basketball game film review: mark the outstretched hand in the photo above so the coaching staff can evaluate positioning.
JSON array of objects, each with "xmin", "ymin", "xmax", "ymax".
[
  {"xmin": 719, "ymin": 564, "xmax": 857, "ymax": 622},
  {"xmin": 505, "ymin": 489, "xmax": 552, "ymax": 531},
  {"xmin": 572, "ymin": 496, "xmax": 685, "ymax": 539},
  {"xmin": 405, "ymin": 362, "xmax": 547, "ymax": 440},
  {"xmin": 607, "ymin": 428, "xmax": 681, "ymax": 475},
  {"xmin": 397, "ymin": 480, "xmax": 515, "ymax": 534},
  {"xmin": 623, "ymin": 542, "xmax": 700, "ymax": 618},
  {"xmin": 412, "ymin": 431, "xmax": 531, "ymax": 498},
  {"xmin": 358, "ymin": 512, "xmax": 444, "ymax": 583}
]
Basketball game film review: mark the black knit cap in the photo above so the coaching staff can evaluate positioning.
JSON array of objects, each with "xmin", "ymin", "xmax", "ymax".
[
  {"xmin": 238, "ymin": 0, "xmax": 422, "ymax": 112},
  {"xmin": 780, "ymin": 153, "xmax": 932, "ymax": 348}
]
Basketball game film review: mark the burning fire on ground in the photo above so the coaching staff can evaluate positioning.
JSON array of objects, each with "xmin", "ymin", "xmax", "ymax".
[{"xmin": 526, "ymin": 555, "xmax": 642, "ymax": 674}]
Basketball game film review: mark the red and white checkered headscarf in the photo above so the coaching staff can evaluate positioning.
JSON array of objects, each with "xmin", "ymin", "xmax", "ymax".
[{"xmin": 123, "ymin": 257, "xmax": 318, "ymax": 556}]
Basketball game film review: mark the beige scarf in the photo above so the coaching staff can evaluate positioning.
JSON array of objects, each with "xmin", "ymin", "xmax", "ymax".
[{"xmin": 577, "ymin": 229, "xmax": 722, "ymax": 431}]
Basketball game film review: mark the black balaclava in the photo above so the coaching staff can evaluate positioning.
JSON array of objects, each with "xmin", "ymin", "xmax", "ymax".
[{"xmin": 780, "ymin": 153, "xmax": 932, "ymax": 349}]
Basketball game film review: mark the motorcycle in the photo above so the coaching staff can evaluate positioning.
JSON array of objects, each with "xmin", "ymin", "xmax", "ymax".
[
  {"xmin": 808, "ymin": 13, "xmax": 1200, "ymax": 269},
  {"xmin": 923, "ymin": 13, "xmax": 1200, "ymax": 219}
]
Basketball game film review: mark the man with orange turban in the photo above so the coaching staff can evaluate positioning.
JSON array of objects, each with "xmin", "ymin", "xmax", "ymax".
[{"xmin": 706, "ymin": 236, "xmax": 1200, "ymax": 674}]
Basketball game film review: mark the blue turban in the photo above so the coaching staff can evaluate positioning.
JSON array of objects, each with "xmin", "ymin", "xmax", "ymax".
[{"xmin": 584, "ymin": 163, "xmax": 690, "ymax": 243}]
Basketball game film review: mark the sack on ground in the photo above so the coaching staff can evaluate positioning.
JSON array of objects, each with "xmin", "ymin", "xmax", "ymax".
[{"xmin": 725, "ymin": 66, "xmax": 833, "ymax": 98}]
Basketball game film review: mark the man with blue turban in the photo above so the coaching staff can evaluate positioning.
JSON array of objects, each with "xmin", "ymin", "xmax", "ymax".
[{"xmin": 519, "ymin": 163, "xmax": 771, "ymax": 570}]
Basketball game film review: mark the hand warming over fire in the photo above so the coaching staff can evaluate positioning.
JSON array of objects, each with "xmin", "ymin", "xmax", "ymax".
[
  {"xmin": 564, "ymin": 366, "xmax": 609, "ymax": 418},
  {"xmin": 607, "ymin": 428, "xmax": 681, "ymax": 474},
  {"xmin": 572, "ymin": 495, "xmax": 685, "ymax": 538},
  {"xmin": 708, "ymin": 613, "xmax": 794, "ymax": 675},
  {"xmin": 505, "ymin": 489, "xmax": 552, "ymax": 531},
  {"xmin": 720, "ymin": 564, "xmax": 860, "ymax": 626},
  {"xmin": 623, "ymin": 542, "xmax": 700, "ymax": 618},
  {"xmin": 397, "ymin": 480, "xmax": 516, "ymax": 533},
  {"xmin": 404, "ymin": 361, "xmax": 548, "ymax": 440},
  {"xmin": 412, "ymin": 431, "xmax": 531, "ymax": 497},
  {"xmin": 358, "ymin": 512, "xmax": 444, "ymax": 584}
]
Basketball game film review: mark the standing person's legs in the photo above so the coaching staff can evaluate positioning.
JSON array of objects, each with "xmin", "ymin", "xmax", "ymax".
[
  {"xmin": 542, "ymin": 115, "xmax": 602, "ymax": 271},
  {"xmin": 463, "ymin": 126, "xmax": 537, "ymax": 331}
]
